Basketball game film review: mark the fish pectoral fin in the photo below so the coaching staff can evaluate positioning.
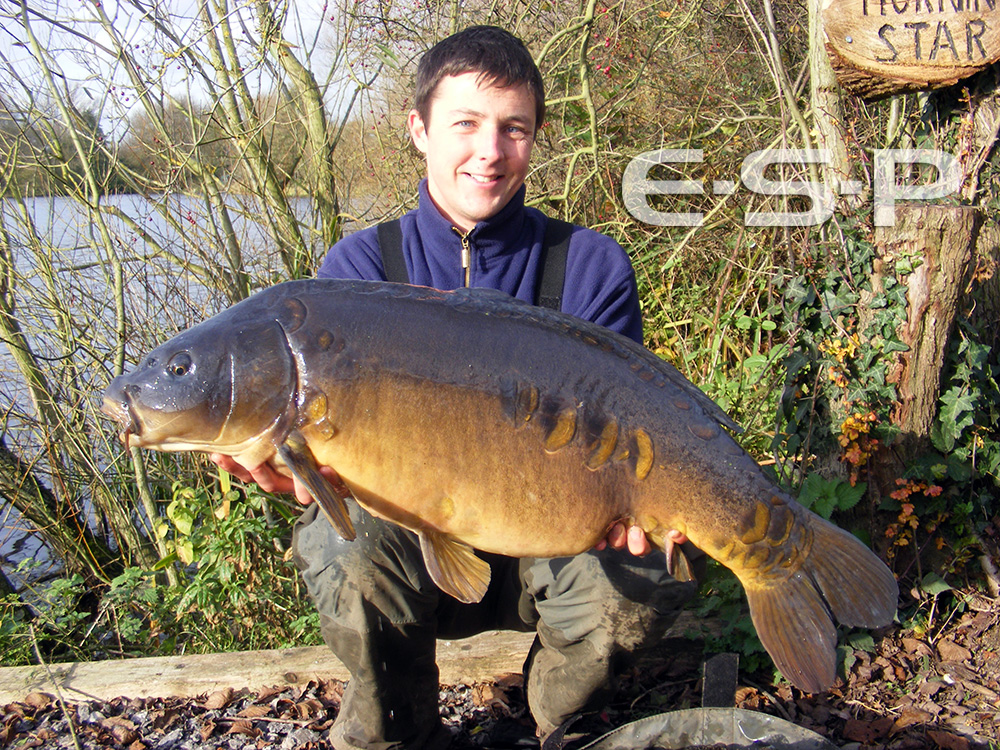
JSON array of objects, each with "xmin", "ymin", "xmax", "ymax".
[
  {"xmin": 665, "ymin": 539, "xmax": 695, "ymax": 583},
  {"xmin": 418, "ymin": 531, "xmax": 491, "ymax": 604},
  {"xmin": 277, "ymin": 433, "xmax": 356, "ymax": 542}
]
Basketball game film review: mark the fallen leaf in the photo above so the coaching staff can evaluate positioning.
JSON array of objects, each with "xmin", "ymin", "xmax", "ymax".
[
  {"xmin": 22, "ymin": 693, "xmax": 52, "ymax": 710},
  {"xmin": 891, "ymin": 707, "xmax": 932, "ymax": 734},
  {"xmin": 496, "ymin": 673, "xmax": 524, "ymax": 689},
  {"xmin": 203, "ymin": 688, "xmax": 234, "ymax": 711},
  {"xmin": 928, "ymin": 729, "xmax": 971, "ymax": 750},
  {"xmin": 109, "ymin": 724, "xmax": 139, "ymax": 745},
  {"xmin": 100, "ymin": 716, "xmax": 136, "ymax": 731},
  {"xmin": 237, "ymin": 704, "xmax": 271, "ymax": 719},
  {"xmin": 918, "ymin": 679, "xmax": 945, "ymax": 695},
  {"xmin": 5, "ymin": 704, "xmax": 27, "ymax": 720},
  {"xmin": 843, "ymin": 718, "xmax": 888, "ymax": 743},
  {"xmin": 199, "ymin": 719, "xmax": 216, "ymax": 741},
  {"xmin": 227, "ymin": 719, "xmax": 261, "ymax": 737},
  {"xmin": 151, "ymin": 708, "xmax": 178, "ymax": 731},
  {"xmin": 938, "ymin": 640, "xmax": 973, "ymax": 663},
  {"xmin": 294, "ymin": 698, "xmax": 324, "ymax": 719},
  {"xmin": 256, "ymin": 685, "xmax": 284, "ymax": 702},
  {"xmin": 902, "ymin": 638, "xmax": 933, "ymax": 657}
]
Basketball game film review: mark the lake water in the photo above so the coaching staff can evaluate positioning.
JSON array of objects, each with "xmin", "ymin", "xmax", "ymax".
[{"xmin": 0, "ymin": 192, "xmax": 321, "ymax": 592}]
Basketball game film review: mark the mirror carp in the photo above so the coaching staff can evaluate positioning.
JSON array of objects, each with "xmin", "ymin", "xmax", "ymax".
[{"xmin": 101, "ymin": 279, "xmax": 898, "ymax": 693}]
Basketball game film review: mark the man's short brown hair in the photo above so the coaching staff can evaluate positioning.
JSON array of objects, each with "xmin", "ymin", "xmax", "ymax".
[{"xmin": 414, "ymin": 26, "xmax": 545, "ymax": 134}]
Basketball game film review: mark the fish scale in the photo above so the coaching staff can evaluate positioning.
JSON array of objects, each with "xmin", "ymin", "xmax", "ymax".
[{"xmin": 101, "ymin": 278, "xmax": 898, "ymax": 693}]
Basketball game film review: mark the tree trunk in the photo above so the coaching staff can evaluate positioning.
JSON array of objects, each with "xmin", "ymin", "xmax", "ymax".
[
  {"xmin": 809, "ymin": 0, "xmax": 852, "ymax": 194},
  {"xmin": 871, "ymin": 205, "xmax": 983, "ymax": 459}
]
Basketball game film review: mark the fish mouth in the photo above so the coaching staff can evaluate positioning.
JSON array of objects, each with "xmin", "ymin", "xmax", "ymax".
[{"xmin": 100, "ymin": 393, "xmax": 142, "ymax": 447}]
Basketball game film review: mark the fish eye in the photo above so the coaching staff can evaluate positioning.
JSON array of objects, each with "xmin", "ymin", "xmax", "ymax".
[{"xmin": 166, "ymin": 352, "xmax": 193, "ymax": 377}]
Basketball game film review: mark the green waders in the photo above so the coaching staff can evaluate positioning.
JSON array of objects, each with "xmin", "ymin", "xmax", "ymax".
[{"xmin": 292, "ymin": 503, "xmax": 698, "ymax": 750}]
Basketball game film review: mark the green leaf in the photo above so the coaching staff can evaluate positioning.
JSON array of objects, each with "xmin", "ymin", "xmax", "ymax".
[
  {"xmin": 219, "ymin": 469, "xmax": 231, "ymax": 495},
  {"xmin": 939, "ymin": 387, "xmax": 975, "ymax": 426},
  {"xmin": 152, "ymin": 552, "xmax": 178, "ymax": 571},
  {"xmin": 175, "ymin": 539, "xmax": 195, "ymax": 565},
  {"xmin": 920, "ymin": 572, "xmax": 952, "ymax": 597},
  {"xmin": 846, "ymin": 631, "xmax": 876, "ymax": 652},
  {"xmin": 798, "ymin": 475, "xmax": 865, "ymax": 519},
  {"xmin": 834, "ymin": 480, "xmax": 866, "ymax": 512},
  {"xmin": 167, "ymin": 502, "xmax": 195, "ymax": 537}
]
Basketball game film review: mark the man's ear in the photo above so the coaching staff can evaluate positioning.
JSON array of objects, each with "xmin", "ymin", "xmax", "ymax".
[{"xmin": 408, "ymin": 109, "xmax": 429, "ymax": 154}]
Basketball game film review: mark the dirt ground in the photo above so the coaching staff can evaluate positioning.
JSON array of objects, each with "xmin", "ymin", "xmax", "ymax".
[{"xmin": 3, "ymin": 592, "xmax": 997, "ymax": 750}]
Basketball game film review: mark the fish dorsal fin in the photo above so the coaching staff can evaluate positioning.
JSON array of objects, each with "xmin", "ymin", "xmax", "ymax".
[
  {"xmin": 277, "ymin": 432, "xmax": 356, "ymax": 541},
  {"xmin": 418, "ymin": 530, "xmax": 491, "ymax": 604}
]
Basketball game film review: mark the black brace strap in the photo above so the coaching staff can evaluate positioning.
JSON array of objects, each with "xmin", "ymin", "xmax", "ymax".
[
  {"xmin": 536, "ymin": 218, "xmax": 572, "ymax": 312},
  {"xmin": 376, "ymin": 219, "xmax": 408, "ymax": 284},
  {"xmin": 376, "ymin": 216, "xmax": 573, "ymax": 311}
]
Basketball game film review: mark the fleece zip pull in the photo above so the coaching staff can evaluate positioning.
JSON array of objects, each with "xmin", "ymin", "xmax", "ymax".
[{"xmin": 454, "ymin": 228, "xmax": 472, "ymax": 287}]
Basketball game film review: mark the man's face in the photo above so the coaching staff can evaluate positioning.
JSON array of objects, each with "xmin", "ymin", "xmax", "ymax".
[{"xmin": 408, "ymin": 72, "xmax": 536, "ymax": 234}]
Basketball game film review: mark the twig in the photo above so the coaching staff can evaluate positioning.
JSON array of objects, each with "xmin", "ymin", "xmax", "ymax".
[
  {"xmin": 742, "ymin": 679, "xmax": 793, "ymax": 722},
  {"xmin": 627, "ymin": 677, "xmax": 698, "ymax": 710},
  {"xmin": 213, "ymin": 714, "xmax": 321, "ymax": 728},
  {"xmin": 29, "ymin": 623, "xmax": 83, "ymax": 750}
]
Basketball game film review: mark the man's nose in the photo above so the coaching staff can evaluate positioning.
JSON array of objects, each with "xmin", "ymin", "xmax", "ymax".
[{"xmin": 474, "ymin": 127, "xmax": 503, "ymax": 161}]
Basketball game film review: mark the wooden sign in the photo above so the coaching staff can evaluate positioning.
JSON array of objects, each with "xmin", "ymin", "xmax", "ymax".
[{"xmin": 823, "ymin": 0, "xmax": 1000, "ymax": 99}]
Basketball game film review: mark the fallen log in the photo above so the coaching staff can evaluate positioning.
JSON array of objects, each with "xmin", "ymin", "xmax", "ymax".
[{"xmin": 0, "ymin": 630, "xmax": 536, "ymax": 704}]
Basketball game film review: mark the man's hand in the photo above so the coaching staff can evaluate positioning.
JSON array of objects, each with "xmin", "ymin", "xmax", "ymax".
[
  {"xmin": 595, "ymin": 523, "xmax": 688, "ymax": 558},
  {"xmin": 209, "ymin": 453, "xmax": 326, "ymax": 508}
]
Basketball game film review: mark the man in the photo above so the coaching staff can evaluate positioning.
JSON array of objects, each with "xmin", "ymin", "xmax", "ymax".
[{"xmin": 214, "ymin": 25, "xmax": 696, "ymax": 750}]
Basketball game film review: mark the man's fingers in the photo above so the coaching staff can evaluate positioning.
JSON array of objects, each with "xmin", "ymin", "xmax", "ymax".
[
  {"xmin": 290, "ymin": 474, "xmax": 316, "ymax": 507},
  {"xmin": 210, "ymin": 453, "xmax": 254, "ymax": 483},
  {"xmin": 626, "ymin": 525, "xmax": 652, "ymax": 556},
  {"xmin": 607, "ymin": 522, "xmax": 627, "ymax": 549}
]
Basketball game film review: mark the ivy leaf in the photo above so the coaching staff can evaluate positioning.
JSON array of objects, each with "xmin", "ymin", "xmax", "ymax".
[{"xmin": 934, "ymin": 387, "xmax": 975, "ymax": 452}]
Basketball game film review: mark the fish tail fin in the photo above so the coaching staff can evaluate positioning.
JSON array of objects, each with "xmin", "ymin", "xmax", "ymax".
[
  {"xmin": 740, "ymin": 514, "xmax": 898, "ymax": 693},
  {"xmin": 805, "ymin": 515, "xmax": 899, "ymax": 628}
]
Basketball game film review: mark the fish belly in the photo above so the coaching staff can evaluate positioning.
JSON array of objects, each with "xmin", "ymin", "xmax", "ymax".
[{"xmin": 301, "ymin": 375, "xmax": 633, "ymax": 558}]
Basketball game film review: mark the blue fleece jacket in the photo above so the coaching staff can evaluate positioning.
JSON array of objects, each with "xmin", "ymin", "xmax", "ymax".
[{"xmin": 317, "ymin": 180, "xmax": 643, "ymax": 344}]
